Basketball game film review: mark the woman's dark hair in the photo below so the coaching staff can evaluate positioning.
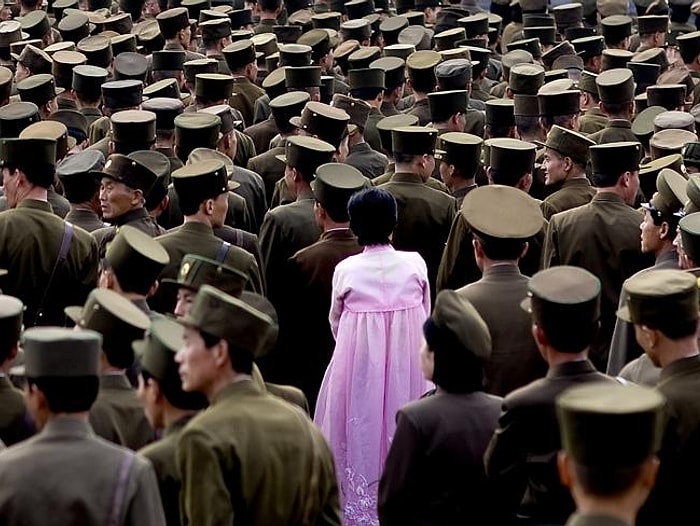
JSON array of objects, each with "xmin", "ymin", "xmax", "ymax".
[
  {"xmin": 348, "ymin": 187, "xmax": 397, "ymax": 246},
  {"xmin": 28, "ymin": 376, "xmax": 99, "ymax": 413}
]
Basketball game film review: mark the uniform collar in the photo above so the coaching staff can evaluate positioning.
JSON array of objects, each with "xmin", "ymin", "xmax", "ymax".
[
  {"xmin": 112, "ymin": 207, "xmax": 150, "ymax": 226},
  {"xmin": 43, "ymin": 416, "xmax": 94, "ymax": 439},
  {"xmin": 320, "ymin": 228, "xmax": 355, "ymax": 241},
  {"xmin": 592, "ymin": 192, "xmax": 626, "ymax": 205},
  {"xmin": 17, "ymin": 199, "xmax": 52, "ymax": 213},
  {"xmin": 565, "ymin": 513, "xmax": 631, "ymax": 526},
  {"xmin": 390, "ymin": 171, "xmax": 424, "ymax": 184},
  {"xmin": 181, "ymin": 221, "xmax": 214, "ymax": 235},
  {"xmin": 607, "ymin": 119, "xmax": 632, "ymax": 129},
  {"xmin": 296, "ymin": 187, "xmax": 315, "ymax": 201},
  {"xmin": 99, "ymin": 373, "xmax": 132, "ymax": 390},
  {"xmin": 164, "ymin": 413, "xmax": 197, "ymax": 437},
  {"xmin": 546, "ymin": 359, "xmax": 597, "ymax": 378},
  {"xmin": 348, "ymin": 142, "xmax": 372, "ymax": 154},
  {"xmin": 212, "ymin": 378, "xmax": 261, "ymax": 405},
  {"xmin": 562, "ymin": 177, "xmax": 591, "ymax": 188},
  {"xmin": 659, "ymin": 354, "xmax": 700, "ymax": 385}
]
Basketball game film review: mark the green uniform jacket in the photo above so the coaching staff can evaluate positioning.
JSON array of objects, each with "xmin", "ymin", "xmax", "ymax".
[
  {"xmin": 80, "ymin": 107, "xmax": 103, "ymax": 128},
  {"xmin": 92, "ymin": 207, "xmax": 166, "ymax": 257},
  {"xmin": 0, "ymin": 417, "xmax": 166, "ymax": 525},
  {"xmin": 577, "ymin": 107, "xmax": 608, "ymax": 135},
  {"xmin": 379, "ymin": 172, "xmax": 457, "ymax": 299},
  {"xmin": 176, "ymin": 380, "xmax": 341, "ymax": 526},
  {"xmin": 0, "ymin": 377, "xmax": 34, "ymax": 447},
  {"xmin": 586, "ymin": 119, "xmax": 637, "ymax": 144},
  {"xmin": 540, "ymin": 177, "xmax": 596, "ymax": 220},
  {"xmin": 0, "ymin": 199, "xmax": 98, "ymax": 326},
  {"xmin": 89, "ymin": 374, "xmax": 154, "ymax": 451},
  {"xmin": 243, "ymin": 116, "xmax": 278, "ymax": 156},
  {"xmin": 259, "ymin": 189, "xmax": 321, "ymax": 308},
  {"xmin": 345, "ymin": 141, "xmax": 388, "ymax": 179},
  {"xmin": 247, "ymin": 145, "xmax": 286, "ymax": 203},
  {"xmin": 139, "ymin": 414, "xmax": 196, "ymax": 526},
  {"xmin": 565, "ymin": 513, "xmax": 630, "ymax": 526},
  {"xmin": 405, "ymin": 98, "xmax": 431, "ymax": 126},
  {"xmin": 365, "ymin": 107, "xmax": 384, "ymax": 152},
  {"xmin": 160, "ymin": 186, "xmax": 254, "ymax": 233},
  {"xmin": 542, "ymin": 192, "xmax": 653, "ymax": 369},
  {"xmin": 65, "ymin": 208, "xmax": 106, "ymax": 232},
  {"xmin": 88, "ymin": 115, "xmax": 110, "ymax": 146},
  {"xmin": 253, "ymin": 93, "xmax": 271, "ymax": 124},
  {"xmin": 231, "ymin": 76, "xmax": 266, "ymax": 128},
  {"xmin": 156, "ymin": 220, "xmax": 264, "ymax": 294}
]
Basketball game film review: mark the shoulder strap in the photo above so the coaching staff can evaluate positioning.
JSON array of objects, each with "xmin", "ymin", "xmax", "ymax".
[
  {"xmin": 33, "ymin": 222, "xmax": 74, "ymax": 326},
  {"xmin": 108, "ymin": 450, "xmax": 136, "ymax": 526},
  {"xmin": 216, "ymin": 240, "xmax": 230, "ymax": 263}
]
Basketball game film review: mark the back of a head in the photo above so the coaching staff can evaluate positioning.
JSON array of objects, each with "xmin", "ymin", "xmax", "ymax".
[{"xmin": 348, "ymin": 187, "xmax": 397, "ymax": 246}]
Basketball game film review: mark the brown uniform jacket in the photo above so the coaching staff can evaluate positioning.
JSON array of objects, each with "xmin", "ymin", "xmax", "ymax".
[
  {"xmin": 243, "ymin": 116, "xmax": 278, "ymax": 156},
  {"xmin": 275, "ymin": 228, "xmax": 362, "ymax": 409},
  {"xmin": 92, "ymin": 207, "xmax": 166, "ymax": 256},
  {"xmin": 577, "ymin": 107, "xmax": 607, "ymax": 135},
  {"xmin": 542, "ymin": 192, "xmax": 653, "ymax": 368},
  {"xmin": 456, "ymin": 263, "xmax": 547, "ymax": 397},
  {"xmin": 345, "ymin": 141, "xmax": 388, "ymax": 179},
  {"xmin": 79, "ymin": 106, "xmax": 102, "ymax": 127},
  {"xmin": 379, "ymin": 390, "xmax": 504, "ymax": 526},
  {"xmin": 405, "ymin": 98, "xmax": 431, "ymax": 126},
  {"xmin": 365, "ymin": 106, "xmax": 384, "ymax": 152},
  {"xmin": 89, "ymin": 374, "xmax": 154, "ymax": 451},
  {"xmin": 176, "ymin": 380, "xmax": 341, "ymax": 526},
  {"xmin": 0, "ymin": 199, "xmax": 98, "ymax": 326},
  {"xmin": 379, "ymin": 172, "xmax": 457, "ymax": 298},
  {"xmin": 540, "ymin": 177, "xmax": 596, "ymax": 220},
  {"xmin": 231, "ymin": 76, "xmax": 265, "ymax": 128},
  {"xmin": 0, "ymin": 377, "xmax": 34, "ymax": 447},
  {"xmin": 484, "ymin": 360, "xmax": 617, "ymax": 524},
  {"xmin": 638, "ymin": 355, "xmax": 700, "ymax": 526},
  {"xmin": 65, "ymin": 207, "xmax": 106, "ymax": 232},
  {"xmin": 247, "ymin": 145, "xmax": 286, "ymax": 203}
]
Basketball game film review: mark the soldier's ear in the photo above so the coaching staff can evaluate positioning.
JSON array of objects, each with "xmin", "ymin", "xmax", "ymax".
[{"xmin": 557, "ymin": 451, "xmax": 573, "ymax": 489}]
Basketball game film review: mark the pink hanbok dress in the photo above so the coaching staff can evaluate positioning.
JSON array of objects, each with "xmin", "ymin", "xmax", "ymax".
[{"xmin": 314, "ymin": 244, "xmax": 432, "ymax": 526}]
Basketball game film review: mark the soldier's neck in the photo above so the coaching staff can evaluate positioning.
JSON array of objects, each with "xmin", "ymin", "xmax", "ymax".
[
  {"xmin": 17, "ymin": 186, "xmax": 48, "ymax": 204},
  {"xmin": 163, "ymin": 405, "xmax": 198, "ymax": 429}
]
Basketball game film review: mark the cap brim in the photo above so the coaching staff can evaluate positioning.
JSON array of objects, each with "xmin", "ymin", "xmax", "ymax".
[
  {"xmin": 55, "ymin": 87, "xmax": 66, "ymax": 97},
  {"xmin": 289, "ymin": 116, "xmax": 302, "ymax": 128},
  {"xmin": 227, "ymin": 179, "xmax": 241, "ymax": 190},
  {"xmin": 9, "ymin": 365, "xmax": 25, "ymax": 377},
  {"xmin": 533, "ymin": 140, "xmax": 547, "ymax": 149},
  {"xmin": 275, "ymin": 153, "xmax": 287, "ymax": 163},
  {"xmin": 64, "ymin": 305, "xmax": 82, "ymax": 324},
  {"xmin": 434, "ymin": 148, "xmax": 446, "ymax": 160},
  {"xmin": 348, "ymin": 123, "xmax": 358, "ymax": 134},
  {"xmin": 616, "ymin": 304, "xmax": 632, "ymax": 322},
  {"xmin": 132, "ymin": 339, "xmax": 146, "ymax": 358},
  {"xmin": 67, "ymin": 136, "xmax": 77, "ymax": 150},
  {"xmin": 10, "ymin": 53, "xmax": 19, "ymax": 62},
  {"xmin": 520, "ymin": 296, "xmax": 532, "ymax": 313}
]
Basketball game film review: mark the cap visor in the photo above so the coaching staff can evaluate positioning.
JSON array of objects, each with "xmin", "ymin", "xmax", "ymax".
[
  {"xmin": 434, "ymin": 148, "xmax": 446, "ymax": 160},
  {"xmin": 289, "ymin": 116, "xmax": 302, "ymax": 128},
  {"xmin": 275, "ymin": 153, "xmax": 287, "ymax": 163},
  {"xmin": 131, "ymin": 339, "xmax": 146, "ymax": 358},
  {"xmin": 616, "ymin": 305, "xmax": 632, "ymax": 322},
  {"xmin": 67, "ymin": 136, "xmax": 77, "ymax": 150},
  {"xmin": 64, "ymin": 305, "xmax": 82, "ymax": 324},
  {"xmin": 520, "ymin": 296, "xmax": 533, "ymax": 313},
  {"xmin": 227, "ymin": 179, "xmax": 241, "ymax": 190}
]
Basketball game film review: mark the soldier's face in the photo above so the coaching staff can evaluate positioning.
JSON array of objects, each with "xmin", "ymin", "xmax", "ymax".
[
  {"xmin": 176, "ymin": 326, "xmax": 219, "ymax": 394},
  {"xmin": 2, "ymin": 168, "xmax": 21, "ymax": 209},
  {"xmin": 542, "ymin": 149, "xmax": 567, "ymax": 186},
  {"xmin": 137, "ymin": 374, "xmax": 164, "ymax": 428},
  {"xmin": 100, "ymin": 178, "xmax": 140, "ymax": 220},
  {"xmin": 419, "ymin": 341, "xmax": 434, "ymax": 381},
  {"xmin": 639, "ymin": 210, "xmax": 663, "ymax": 254},
  {"xmin": 174, "ymin": 288, "xmax": 196, "ymax": 318},
  {"xmin": 211, "ymin": 192, "xmax": 229, "ymax": 228}
]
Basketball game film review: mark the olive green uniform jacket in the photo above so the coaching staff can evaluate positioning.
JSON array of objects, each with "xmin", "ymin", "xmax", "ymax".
[
  {"xmin": 365, "ymin": 106, "xmax": 384, "ymax": 152},
  {"xmin": 586, "ymin": 119, "xmax": 637, "ymax": 144},
  {"xmin": 577, "ymin": 107, "xmax": 608, "ymax": 135},
  {"xmin": 65, "ymin": 207, "xmax": 106, "ymax": 232},
  {"xmin": 231, "ymin": 76, "xmax": 266, "ymax": 128},
  {"xmin": 139, "ymin": 414, "xmax": 196, "ymax": 526},
  {"xmin": 92, "ymin": 207, "xmax": 166, "ymax": 256},
  {"xmin": 176, "ymin": 380, "xmax": 341, "ymax": 526},
  {"xmin": 345, "ymin": 141, "xmax": 388, "ymax": 179},
  {"xmin": 0, "ymin": 377, "xmax": 34, "ymax": 447},
  {"xmin": 379, "ymin": 172, "xmax": 458, "ymax": 299},
  {"xmin": 540, "ymin": 177, "xmax": 596, "ymax": 220},
  {"xmin": 0, "ymin": 417, "xmax": 166, "ymax": 526},
  {"xmin": 89, "ymin": 374, "xmax": 154, "ymax": 451},
  {"xmin": 80, "ymin": 106, "xmax": 103, "ymax": 127},
  {"xmin": 0, "ymin": 199, "xmax": 99, "ymax": 326},
  {"xmin": 405, "ymin": 98, "xmax": 431, "ymax": 126},
  {"xmin": 542, "ymin": 192, "xmax": 653, "ymax": 369},
  {"xmin": 247, "ymin": 145, "xmax": 286, "ymax": 203}
]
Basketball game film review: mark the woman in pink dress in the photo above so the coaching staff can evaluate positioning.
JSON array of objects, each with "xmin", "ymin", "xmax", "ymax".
[{"xmin": 314, "ymin": 188, "xmax": 432, "ymax": 526}]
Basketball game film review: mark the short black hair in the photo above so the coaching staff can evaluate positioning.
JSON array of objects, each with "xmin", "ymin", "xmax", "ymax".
[
  {"xmin": 201, "ymin": 329, "xmax": 254, "ymax": 374},
  {"xmin": 348, "ymin": 187, "xmax": 397, "ymax": 246},
  {"xmin": 140, "ymin": 369, "xmax": 208, "ymax": 411},
  {"xmin": 146, "ymin": 183, "xmax": 168, "ymax": 212},
  {"xmin": 643, "ymin": 318, "xmax": 698, "ymax": 340},
  {"xmin": 151, "ymin": 70, "xmax": 182, "ymax": 83},
  {"xmin": 474, "ymin": 232, "xmax": 527, "ymax": 261},
  {"xmin": 485, "ymin": 124, "xmax": 516, "ymax": 139},
  {"xmin": 112, "ymin": 140, "xmax": 156, "ymax": 155},
  {"xmin": 489, "ymin": 167, "xmax": 529, "ymax": 187},
  {"xmin": 515, "ymin": 115, "xmax": 542, "ymax": 137},
  {"xmin": 540, "ymin": 318, "xmax": 599, "ymax": 353},
  {"xmin": 178, "ymin": 192, "xmax": 205, "ymax": 216},
  {"xmin": 62, "ymin": 178, "xmax": 101, "ymax": 204},
  {"xmin": 260, "ymin": 0, "xmax": 281, "ymax": 11},
  {"xmin": 541, "ymin": 113, "xmax": 577, "ymax": 130},
  {"xmin": 601, "ymin": 101, "xmax": 631, "ymax": 116},
  {"xmin": 573, "ymin": 461, "xmax": 647, "ymax": 497},
  {"xmin": 75, "ymin": 92, "xmax": 101, "ymax": 106},
  {"xmin": 6, "ymin": 163, "xmax": 56, "ymax": 189},
  {"xmin": 28, "ymin": 376, "xmax": 99, "ymax": 413},
  {"xmin": 350, "ymin": 87, "xmax": 383, "ymax": 101},
  {"xmin": 103, "ymin": 342, "xmax": 135, "ymax": 370},
  {"xmin": 411, "ymin": 77, "xmax": 436, "ymax": 94}
]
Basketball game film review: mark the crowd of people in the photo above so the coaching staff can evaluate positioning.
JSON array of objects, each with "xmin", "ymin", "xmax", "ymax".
[{"xmin": 0, "ymin": 0, "xmax": 699, "ymax": 523}]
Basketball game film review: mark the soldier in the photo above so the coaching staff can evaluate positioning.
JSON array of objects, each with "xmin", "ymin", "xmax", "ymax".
[
  {"xmin": 428, "ymin": 89, "xmax": 469, "ymax": 134},
  {"xmin": 100, "ymin": 226, "xmax": 170, "ymax": 317},
  {"xmin": 333, "ymin": 93, "xmax": 388, "ymax": 179},
  {"xmin": 72, "ymin": 64, "xmax": 107, "ymax": 127},
  {"xmin": 56, "ymin": 150, "xmax": 106, "ymax": 232},
  {"xmin": 577, "ymin": 71, "xmax": 607, "ymax": 134},
  {"xmin": 16, "ymin": 74, "xmax": 60, "ymax": 119},
  {"xmin": 0, "ymin": 296, "xmax": 34, "ymax": 446},
  {"xmin": 379, "ymin": 290, "xmax": 503, "ymax": 525},
  {"xmin": 677, "ymin": 31, "xmax": 700, "ymax": 105},
  {"xmin": 65, "ymin": 288, "xmax": 154, "ymax": 450},
  {"xmin": 222, "ymin": 36, "xmax": 264, "ymax": 121},
  {"xmin": 536, "ymin": 125, "xmax": 597, "ymax": 219},
  {"xmin": 601, "ymin": 14, "xmax": 633, "ymax": 50},
  {"xmin": 174, "ymin": 285, "xmax": 341, "ymax": 525},
  {"xmin": 14, "ymin": 44, "xmax": 51, "ymax": 83},
  {"xmin": 636, "ymin": 14, "xmax": 669, "ymax": 52},
  {"xmin": 607, "ymin": 168, "xmax": 687, "ymax": 381},
  {"xmin": 347, "ymin": 67, "xmax": 384, "ymax": 151},
  {"xmin": 156, "ymin": 158, "xmax": 264, "ymax": 310},
  {"xmin": 279, "ymin": 163, "xmax": 365, "ymax": 408},
  {"xmin": 0, "ymin": 137, "xmax": 98, "ymax": 326},
  {"xmin": 379, "ymin": 126, "xmax": 457, "ymax": 298},
  {"xmin": 614, "ymin": 270, "xmax": 700, "ymax": 526},
  {"xmin": 91, "ymin": 153, "xmax": 165, "ymax": 253},
  {"xmin": 589, "ymin": 69, "xmax": 646, "ymax": 144},
  {"xmin": 543, "ymin": 141, "xmax": 653, "ymax": 369},
  {"xmin": 142, "ymin": 97, "xmax": 185, "ymax": 169},
  {"xmin": 156, "ymin": 7, "xmax": 206, "ymax": 62},
  {"xmin": 404, "ymin": 50, "xmax": 440, "ymax": 125},
  {"xmin": 0, "ymin": 327, "xmax": 166, "ymax": 525},
  {"xmin": 201, "ymin": 18, "xmax": 233, "ymax": 74},
  {"xmin": 435, "ymin": 58, "xmax": 487, "ymax": 138},
  {"xmin": 259, "ymin": 136, "xmax": 334, "ymax": 309},
  {"xmin": 87, "ymin": 79, "xmax": 145, "ymax": 148},
  {"xmin": 135, "ymin": 317, "xmax": 208, "ymax": 526},
  {"xmin": 254, "ymin": 0, "xmax": 281, "ymax": 33},
  {"xmin": 247, "ymin": 91, "xmax": 306, "ymax": 202},
  {"xmin": 571, "ymin": 35, "xmax": 604, "ymax": 73},
  {"xmin": 556, "ymin": 383, "xmax": 665, "ymax": 526},
  {"xmin": 456, "ymin": 185, "xmax": 547, "ymax": 397},
  {"xmin": 434, "ymin": 131, "xmax": 481, "ymax": 206},
  {"xmin": 371, "ymin": 56, "xmax": 405, "ymax": 117},
  {"xmin": 537, "ymin": 84, "xmax": 581, "ymax": 134},
  {"xmin": 484, "ymin": 266, "xmax": 617, "ymax": 524}
]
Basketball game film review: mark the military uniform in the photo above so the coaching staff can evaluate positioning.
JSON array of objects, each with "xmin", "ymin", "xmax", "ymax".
[
  {"xmin": 578, "ymin": 107, "xmax": 608, "ymax": 134},
  {"xmin": 405, "ymin": 98, "xmax": 431, "ymax": 125},
  {"xmin": 345, "ymin": 142, "xmax": 388, "ymax": 179},
  {"xmin": 79, "ymin": 107, "xmax": 103, "ymax": 127},
  {"xmin": 587, "ymin": 119, "xmax": 637, "ymax": 144},
  {"xmin": 230, "ymin": 76, "xmax": 266, "ymax": 128},
  {"xmin": 93, "ymin": 208, "xmax": 166, "ymax": 254},
  {"xmin": 0, "ymin": 377, "xmax": 34, "ymax": 447},
  {"xmin": 0, "ymin": 328, "xmax": 166, "ymax": 526},
  {"xmin": 485, "ymin": 266, "xmax": 618, "ymax": 524},
  {"xmin": 540, "ymin": 178, "xmax": 596, "ymax": 220},
  {"xmin": 247, "ymin": 146, "xmax": 286, "ymax": 202},
  {"xmin": 364, "ymin": 106, "xmax": 384, "ymax": 152},
  {"xmin": 243, "ymin": 116, "xmax": 279, "ymax": 156},
  {"xmin": 161, "ymin": 186, "xmax": 254, "ymax": 233}
]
